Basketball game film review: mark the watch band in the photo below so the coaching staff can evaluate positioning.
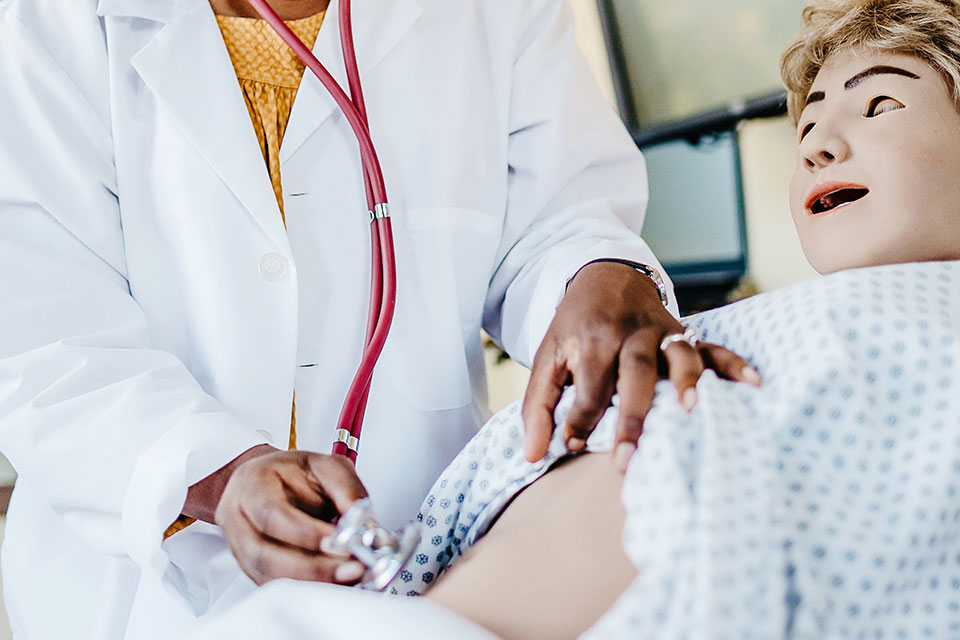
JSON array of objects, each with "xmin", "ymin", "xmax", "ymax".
[{"xmin": 567, "ymin": 258, "xmax": 670, "ymax": 308}]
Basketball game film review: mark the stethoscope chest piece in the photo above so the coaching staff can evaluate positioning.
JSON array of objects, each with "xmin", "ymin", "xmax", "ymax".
[{"xmin": 329, "ymin": 498, "xmax": 421, "ymax": 591}]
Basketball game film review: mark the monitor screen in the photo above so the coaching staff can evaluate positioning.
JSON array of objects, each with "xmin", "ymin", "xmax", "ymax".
[
  {"xmin": 598, "ymin": 0, "xmax": 807, "ymax": 130},
  {"xmin": 640, "ymin": 131, "xmax": 746, "ymax": 288}
]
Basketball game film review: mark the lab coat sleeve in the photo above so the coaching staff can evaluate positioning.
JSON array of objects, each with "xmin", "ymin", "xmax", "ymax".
[
  {"xmin": 482, "ymin": 0, "xmax": 679, "ymax": 368},
  {"xmin": 0, "ymin": 5, "xmax": 267, "ymax": 597}
]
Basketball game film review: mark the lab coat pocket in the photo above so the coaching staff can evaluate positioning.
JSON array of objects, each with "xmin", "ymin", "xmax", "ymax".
[{"xmin": 377, "ymin": 207, "xmax": 501, "ymax": 411}]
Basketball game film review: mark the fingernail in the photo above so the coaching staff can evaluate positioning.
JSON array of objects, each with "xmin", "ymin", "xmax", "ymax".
[
  {"xmin": 681, "ymin": 388, "xmax": 698, "ymax": 413},
  {"xmin": 334, "ymin": 561, "xmax": 366, "ymax": 584},
  {"xmin": 319, "ymin": 536, "xmax": 333, "ymax": 554},
  {"xmin": 741, "ymin": 366, "xmax": 763, "ymax": 387},
  {"xmin": 567, "ymin": 437, "xmax": 586, "ymax": 452},
  {"xmin": 320, "ymin": 536, "xmax": 350, "ymax": 558},
  {"xmin": 614, "ymin": 442, "xmax": 636, "ymax": 473}
]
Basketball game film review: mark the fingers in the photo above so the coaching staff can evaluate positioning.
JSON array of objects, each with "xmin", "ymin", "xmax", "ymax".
[
  {"xmin": 217, "ymin": 454, "xmax": 346, "ymax": 552},
  {"xmin": 305, "ymin": 453, "xmax": 369, "ymax": 517},
  {"xmin": 612, "ymin": 329, "xmax": 659, "ymax": 473},
  {"xmin": 700, "ymin": 343, "xmax": 762, "ymax": 386},
  {"xmin": 522, "ymin": 341, "xmax": 569, "ymax": 462},
  {"xmin": 230, "ymin": 508, "xmax": 364, "ymax": 586},
  {"xmin": 216, "ymin": 451, "xmax": 372, "ymax": 586},
  {"xmin": 276, "ymin": 467, "xmax": 341, "ymax": 522},
  {"xmin": 562, "ymin": 333, "xmax": 619, "ymax": 451},
  {"xmin": 242, "ymin": 494, "xmax": 337, "ymax": 551},
  {"xmin": 660, "ymin": 333, "xmax": 705, "ymax": 413}
]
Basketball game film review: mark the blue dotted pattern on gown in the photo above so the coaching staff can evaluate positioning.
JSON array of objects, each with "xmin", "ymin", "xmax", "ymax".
[
  {"xmin": 392, "ymin": 261, "xmax": 960, "ymax": 640},
  {"xmin": 587, "ymin": 261, "xmax": 960, "ymax": 639}
]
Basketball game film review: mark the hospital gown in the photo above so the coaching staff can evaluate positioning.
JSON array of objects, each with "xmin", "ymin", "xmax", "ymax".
[{"xmin": 393, "ymin": 261, "xmax": 960, "ymax": 639}]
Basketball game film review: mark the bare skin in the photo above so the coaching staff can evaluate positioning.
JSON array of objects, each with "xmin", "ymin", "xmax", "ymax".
[{"xmin": 426, "ymin": 453, "xmax": 638, "ymax": 640}]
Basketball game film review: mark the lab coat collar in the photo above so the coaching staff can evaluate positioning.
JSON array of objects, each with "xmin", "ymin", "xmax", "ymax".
[
  {"xmin": 116, "ymin": 0, "xmax": 286, "ymax": 249},
  {"xmin": 101, "ymin": 0, "xmax": 421, "ymax": 249},
  {"xmin": 280, "ymin": 0, "xmax": 423, "ymax": 163}
]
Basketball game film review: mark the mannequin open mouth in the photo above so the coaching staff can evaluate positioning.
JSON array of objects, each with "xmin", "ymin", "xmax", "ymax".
[{"xmin": 809, "ymin": 188, "xmax": 869, "ymax": 215}]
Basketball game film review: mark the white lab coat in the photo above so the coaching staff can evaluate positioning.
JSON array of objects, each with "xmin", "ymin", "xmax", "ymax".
[{"xmin": 0, "ymin": 0, "xmax": 671, "ymax": 637}]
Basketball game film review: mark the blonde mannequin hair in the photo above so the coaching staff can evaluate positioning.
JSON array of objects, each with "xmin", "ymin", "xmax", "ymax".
[{"xmin": 780, "ymin": 0, "xmax": 960, "ymax": 124}]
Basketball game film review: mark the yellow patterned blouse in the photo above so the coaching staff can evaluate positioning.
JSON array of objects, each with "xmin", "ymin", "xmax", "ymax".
[
  {"xmin": 163, "ymin": 12, "xmax": 325, "ymax": 539},
  {"xmin": 216, "ymin": 11, "xmax": 326, "ymax": 224}
]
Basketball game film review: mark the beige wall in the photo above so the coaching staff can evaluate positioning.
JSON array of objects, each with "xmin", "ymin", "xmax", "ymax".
[
  {"xmin": 568, "ymin": 0, "xmax": 617, "ymax": 105},
  {"xmin": 739, "ymin": 118, "xmax": 820, "ymax": 291},
  {"xmin": 485, "ymin": 0, "xmax": 819, "ymax": 412}
]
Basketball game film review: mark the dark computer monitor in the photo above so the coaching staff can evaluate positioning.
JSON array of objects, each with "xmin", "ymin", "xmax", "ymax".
[
  {"xmin": 638, "ymin": 132, "xmax": 750, "ymax": 313},
  {"xmin": 640, "ymin": 132, "xmax": 746, "ymax": 286}
]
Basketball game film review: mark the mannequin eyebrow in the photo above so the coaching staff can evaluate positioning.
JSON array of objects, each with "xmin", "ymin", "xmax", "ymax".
[
  {"xmin": 844, "ymin": 65, "xmax": 920, "ymax": 89},
  {"xmin": 804, "ymin": 65, "xmax": 920, "ymax": 107}
]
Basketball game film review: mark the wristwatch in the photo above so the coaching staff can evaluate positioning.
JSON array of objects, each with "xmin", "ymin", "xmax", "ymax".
[{"xmin": 566, "ymin": 258, "xmax": 670, "ymax": 308}]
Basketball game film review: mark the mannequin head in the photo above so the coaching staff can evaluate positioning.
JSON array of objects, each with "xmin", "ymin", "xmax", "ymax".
[{"xmin": 780, "ymin": 0, "xmax": 960, "ymax": 274}]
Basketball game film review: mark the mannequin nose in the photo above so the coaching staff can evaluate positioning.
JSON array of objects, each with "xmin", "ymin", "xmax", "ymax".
[{"xmin": 800, "ymin": 125, "xmax": 850, "ymax": 170}]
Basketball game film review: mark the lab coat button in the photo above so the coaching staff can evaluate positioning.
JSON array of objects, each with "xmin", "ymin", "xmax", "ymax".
[{"xmin": 259, "ymin": 253, "xmax": 287, "ymax": 280}]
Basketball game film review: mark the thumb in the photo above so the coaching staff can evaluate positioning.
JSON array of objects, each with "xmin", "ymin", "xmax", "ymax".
[{"xmin": 305, "ymin": 453, "xmax": 370, "ymax": 516}]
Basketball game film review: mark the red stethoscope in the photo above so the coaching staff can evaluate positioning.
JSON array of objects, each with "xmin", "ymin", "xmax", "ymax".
[{"xmin": 247, "ymin": 0, "xmax": 395, "ymax": 464}]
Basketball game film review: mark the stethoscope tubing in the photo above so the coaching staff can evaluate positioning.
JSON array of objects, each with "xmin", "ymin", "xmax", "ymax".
[
  {"xmin": 247, "ymin": 0, "xmax": 397, "ymax": 463},
  {"xmin": 337, "ymin": 216, "xmax": 396, "ymax": 462},
  {"xmin": 246, "ymin": 0, "xmax": 386, "ymax": 203}
]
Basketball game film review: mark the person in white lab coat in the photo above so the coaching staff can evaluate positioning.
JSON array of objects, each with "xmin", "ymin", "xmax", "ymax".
[{"xmin": 0, "ymin": 0, "xmax": 755, "ymax": 638}]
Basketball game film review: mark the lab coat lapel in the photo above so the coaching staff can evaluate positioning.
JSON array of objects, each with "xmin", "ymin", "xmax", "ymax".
[
  {"xmin": 124, "ymin": 0, "xmax": 290, "ymax": 250},
  {"xmin": 280, "ymin": 0, "xmax": 423, "ymax": 164}
]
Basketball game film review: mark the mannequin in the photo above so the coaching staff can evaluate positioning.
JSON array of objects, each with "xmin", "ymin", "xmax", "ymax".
[{"xmin": 422, "ymin": 7, "xmax": 960, "ymax": 638}]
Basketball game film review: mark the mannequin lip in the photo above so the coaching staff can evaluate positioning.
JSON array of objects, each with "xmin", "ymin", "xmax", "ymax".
[{"xmin": 805, "ymin": 181, "xmax": 870, "ymax": 215}]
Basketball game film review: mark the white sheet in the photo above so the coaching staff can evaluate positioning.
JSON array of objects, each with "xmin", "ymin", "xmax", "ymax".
[{"xmin": 186, "ymin": 580, "xmax": 497, "ymax": 640}]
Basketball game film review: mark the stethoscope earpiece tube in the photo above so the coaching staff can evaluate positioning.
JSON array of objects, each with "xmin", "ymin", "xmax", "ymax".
[
  {"xmin": 247, "ymin": 0, "xmax": 396, "ymax": 463},
  {"xmin": 246, "ymin": 0, "xmax": 387, "ymax": 203}
]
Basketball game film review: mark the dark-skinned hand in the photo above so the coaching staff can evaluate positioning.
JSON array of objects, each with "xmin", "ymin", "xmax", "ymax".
[
  {"xmin": 523, "ymin": 261, "xmax": 761, "ymax": 472},
  {"xmin": 205, "ymin": 448, "xmax": 369, "ymax": 586}
]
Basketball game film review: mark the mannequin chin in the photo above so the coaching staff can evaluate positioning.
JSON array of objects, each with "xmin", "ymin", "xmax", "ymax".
[{"xmin": 789, "ymin": 49, "xmax": 960, "ymax": 274}]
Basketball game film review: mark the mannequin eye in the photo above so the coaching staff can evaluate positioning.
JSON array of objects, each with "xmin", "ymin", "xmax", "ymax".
[
  {"xmin": 864, "ymin": 95, "xmax": 904, "ymax": 117},
  {"xmin": 799, "ymin": 121, "xmax": 815, "ymax": 142}
]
